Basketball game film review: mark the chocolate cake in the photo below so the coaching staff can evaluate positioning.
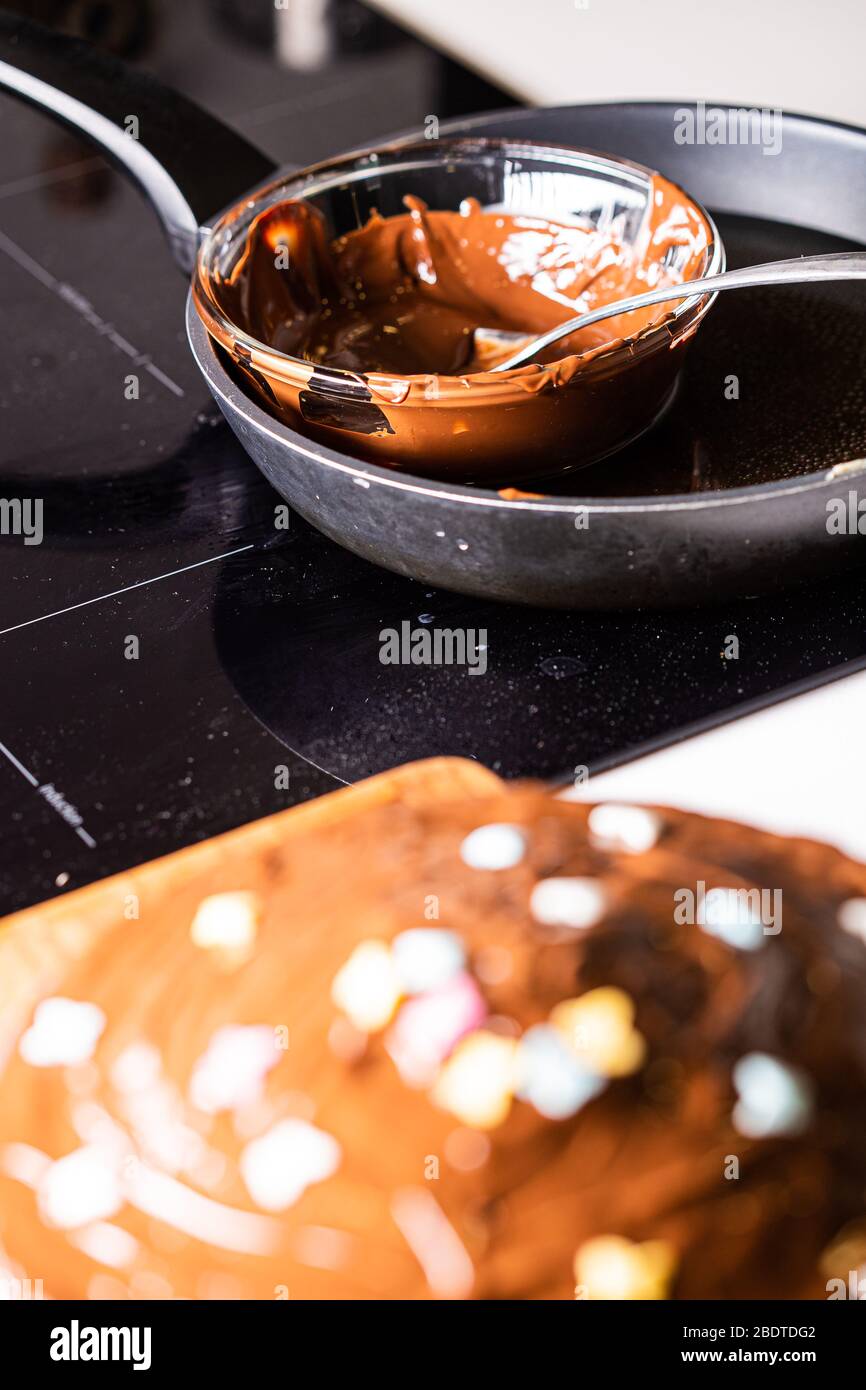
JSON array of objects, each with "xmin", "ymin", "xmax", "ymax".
[{"xmin": 1, "ymin": 766, "xmax": 865, "ymax": 1300}]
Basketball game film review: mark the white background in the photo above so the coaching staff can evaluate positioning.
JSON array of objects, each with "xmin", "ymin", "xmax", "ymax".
[{"xmin": 371, "ymin": 0, "xmax": 866, "ymax": 127}]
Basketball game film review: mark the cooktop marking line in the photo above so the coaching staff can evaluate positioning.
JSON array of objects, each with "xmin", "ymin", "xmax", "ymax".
[
  {"xmin": 0, "ymin": 545, "xmax": 255, "ymax": 637},
  {"xmin": 145, "ymin": 363, "xmax": 186, "ymax": 397},
  {"xmin": 0, "ymin": 740, "xmax": 38, "ymax": 787},
  {"xmin": 0, "ymin": 229, "xmax": 186, "ymax": 398},
  {"xmin": 0, "ymin": 738, "xmax": 98, "ymax": 849},
  {"xmin": 0, "ymin": 155, "xmax": 106, "ymax": 201}
]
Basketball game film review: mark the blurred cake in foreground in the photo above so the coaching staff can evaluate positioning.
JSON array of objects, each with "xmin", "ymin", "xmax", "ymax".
[{"xmin": 1, "ymin": 759, "xmax": 865, "ymax": 1300}]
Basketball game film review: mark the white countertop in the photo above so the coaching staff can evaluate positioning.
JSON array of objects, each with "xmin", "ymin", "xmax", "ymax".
[
  {"xmin": 561, "ymin": 667, "xmax": 866, "ymax": 861},
  {"xmin": 372, "ymin": 0, "xmax": 866, "ymax": 128}
]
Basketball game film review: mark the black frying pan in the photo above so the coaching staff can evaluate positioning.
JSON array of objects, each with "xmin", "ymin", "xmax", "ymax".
[{"xmin": 2, "ymin": 12, "xmax": 866, "ymax": 609}]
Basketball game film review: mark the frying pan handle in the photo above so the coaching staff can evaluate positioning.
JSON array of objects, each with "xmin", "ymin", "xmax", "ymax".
[{"xmin": 0, "ymin": 12, "xmax": 277, "ymax": 273}]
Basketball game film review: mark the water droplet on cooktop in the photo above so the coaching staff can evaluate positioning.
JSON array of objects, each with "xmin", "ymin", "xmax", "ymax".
[{"xmin": 540, "ymin": 656, "xmax": 585, "ymax": 679}]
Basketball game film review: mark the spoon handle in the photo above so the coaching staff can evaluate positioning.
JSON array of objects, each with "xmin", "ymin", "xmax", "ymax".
[{"xmin": 493, "ymin": 251, "xmax": 866, "ymax": 371}]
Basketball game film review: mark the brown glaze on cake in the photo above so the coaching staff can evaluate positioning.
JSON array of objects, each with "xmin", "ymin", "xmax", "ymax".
[{"xmin": 1, "ymin": 773, "xmax": 865, "ymax": 1301}]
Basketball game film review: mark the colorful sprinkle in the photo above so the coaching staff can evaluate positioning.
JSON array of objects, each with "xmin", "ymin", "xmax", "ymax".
[
  {"xmin": 701, "ymin": 888, "xmax": 765, "ymax": 951},
  {"xmin": 331, "ymin": 939, "xmax": 402, "ymax": 1032},
  {"xmin": 515, "ymin": 1024, "xmax": 605, "ymax": 1119},
  {"xmin": 69, "ymin": 1221, "xmax": 140, "ymax": 1271},
  {"xmin": 385, "ymin": 971, "xmax": 486, "ymax": 1087},
  {"xmin": 189, "ymin": 1025, "xmax": 279, "ymax": 1115},
  {"xmin": 432, "ymin": 1031, "xmax": 517, "ymax": 1129},
  {"xmin": 392, "ymin": 929, "xmax": 465, "ymax": 994},
  {"xmin": 240, "ymin": 1118, "xmax": 341, "ymax": 1212},
  {"xmin": 574, "ymin": 1234, "xmax": 677, "ymax": 1300},
  {"xmin": 37, "ymin": 1145, "xmax": 123, "ymax": 1229},
  {"xmin": 190, "ymin": 891, "xmax": 259, "ymax": 953},
  {"xmin": 588, "ymin": 804, "xmax": 660, "ymax": 855},
  {"xmin": 391, "ymin": 1188, "xmax": 474, "ymax": 1299},
  {"xmin": 530, "ymin": 876, "xmax": 607, "ymax": 931},
  {"xmin": 110, "ymin": 1042, "xmax": 162, "ymax": 1094},
  {"xmin": 732, "ymin": 1053, "xmax": 813, "ymax": 1138},
  {"xmin": 459, "ymin": 822, "xmax": 526, "ymax": 870},
  {"xmin": 19, "ymin": 998, "xmax": 106, "ymax": 1069},
  {"xmin": 551, "ymin": 987, "xmax": 646, "ymax": 1078},
  {"xmin": 838, "ymin": 898, "xmax": 866, "ymax": 946}
]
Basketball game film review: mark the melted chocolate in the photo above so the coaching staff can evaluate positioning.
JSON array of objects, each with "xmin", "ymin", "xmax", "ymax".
[
  {"xmin": 194, "ymin": 171, "xmax": 717, "ymax": 480},
  {"xmin": 218, "ymin": 178, "xmax": 710, "ymax": 377}
]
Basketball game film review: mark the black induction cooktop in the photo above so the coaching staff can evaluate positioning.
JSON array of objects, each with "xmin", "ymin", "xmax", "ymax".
[{"xmin": 2, "ymin": 0, "xmax": 866, "ymax": 915}]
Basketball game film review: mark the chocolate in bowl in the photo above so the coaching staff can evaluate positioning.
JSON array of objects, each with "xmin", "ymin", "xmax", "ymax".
[{"xmin": 193, "ymin": 139, "xmax": 723, "ymax": 484}]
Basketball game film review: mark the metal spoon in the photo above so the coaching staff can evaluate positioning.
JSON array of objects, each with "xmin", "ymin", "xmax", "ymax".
[{"xmin": 486, "ymin": 251, "xmax": 866, "ymax": 372}]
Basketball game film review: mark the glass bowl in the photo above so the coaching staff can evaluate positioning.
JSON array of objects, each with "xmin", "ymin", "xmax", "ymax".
[{"xmin": 193, "ymin": 137, "xmax": 724, "ymax": 485}]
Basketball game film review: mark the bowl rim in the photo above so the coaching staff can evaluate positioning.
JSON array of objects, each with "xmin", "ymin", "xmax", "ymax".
[{"xmin": 192, "ymin": 134, "xmax": 725, "ymax": 395}]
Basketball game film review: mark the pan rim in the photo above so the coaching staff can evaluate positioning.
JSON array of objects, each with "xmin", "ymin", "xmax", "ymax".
[
  {"xmin": 188, "ymin": 97, "xmax": 866, "ymax": 516},
  {"xmin": 435, "ymin": 98, "xmax": 866, "ymax": 151},
  {"xmin": 186, "ymin": 295, "xmax": 866, "ymax": 514}
]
